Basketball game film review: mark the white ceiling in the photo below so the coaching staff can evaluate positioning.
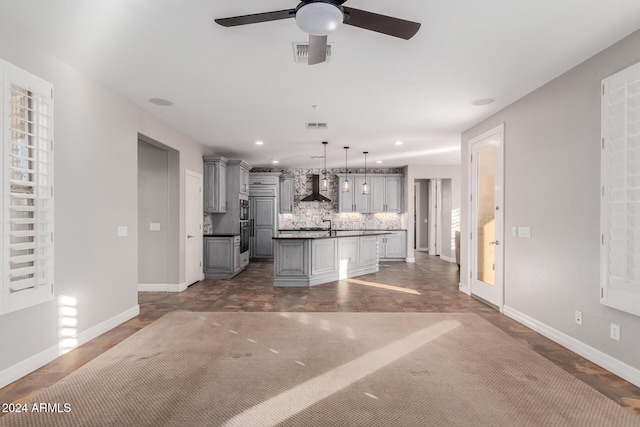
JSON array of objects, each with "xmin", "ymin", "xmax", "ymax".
[{"xmin": 1, "ymin": 0, "xmax": 640, "ymax": 169}]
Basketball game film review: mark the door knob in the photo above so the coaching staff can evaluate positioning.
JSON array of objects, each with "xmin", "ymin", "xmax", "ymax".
[
  {"xmin": 187, "ymin": 235, "xmax": 195, "ymax": 239},
  {"xmin": 489, "ymin": 240, "xmax": 500, "ymax": 245}
]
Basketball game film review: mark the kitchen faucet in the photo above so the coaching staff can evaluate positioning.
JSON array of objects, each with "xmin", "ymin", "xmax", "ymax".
[{"xmin": 322, "ymin": 219, "xmax": 332, "ymax": 232}]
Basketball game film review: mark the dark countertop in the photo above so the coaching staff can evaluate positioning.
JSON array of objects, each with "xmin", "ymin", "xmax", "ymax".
[
  {"xmin": 278, "ymin": 228, "xmax": 406, "ymax": 232},
  {"xmin": 273, "ymin": 230, "xmax": 392, "ymax": 240},
  {"xmin": 204, "ymin": 233, "xmax": 240, "ymax": 237}
]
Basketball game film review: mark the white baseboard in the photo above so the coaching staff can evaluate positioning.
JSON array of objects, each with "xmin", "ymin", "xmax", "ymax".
[
  {"xmin": 0, "ymin": 304, "xmax": 139, "ymax": 389},
  {"xmin": 503, "ymin": 305, "xmax": 640, "ymax": 389},
  {"xmin": 406, "ymin": 257, "xmax": 415, "ymax": 263},
  {"xmin": 440, "ymin": 255, "xmax": 456, "ymax": 263},
  {"xmin": 138, "ymin": 282, "xmax": 188, "ymax": 292},
  {"xmin": 459, "ymin": 282, "xmax": 470, "ymax": 295}
]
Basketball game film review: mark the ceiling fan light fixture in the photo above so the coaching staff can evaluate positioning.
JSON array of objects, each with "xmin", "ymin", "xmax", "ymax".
[{"xmin": 295, "ymin": 1, "xmax": 344, "ymax": 35}]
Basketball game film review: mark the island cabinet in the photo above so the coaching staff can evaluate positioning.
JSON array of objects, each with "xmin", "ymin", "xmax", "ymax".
[
  {"xmin": 279, "ymin": 174, "xmax": 295, "ymax": 214},
  {"xmin": 272, "ymin": 232, "xmax": 385, "ymax": 287},
  {"xmin": 337, "ymin": 175, "xmax": 371, "ymax": 213},
  {"xmin": 204, "ymin": 235, "xmax": 245, "ymax": 279},
  {"xmin": 370, "ymin": 175, "xmax": 403, "ymax": 213},
  {"xmin": 204, "ymin": 155, "xmax": 228, "ymax": 213},
  {"xmin": 378, "ymin": 230, "xmax": 407, "ymax": 260}
]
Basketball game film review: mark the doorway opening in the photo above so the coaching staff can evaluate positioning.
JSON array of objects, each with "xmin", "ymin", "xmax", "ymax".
[
  {"xmin": 137, "ymin": 134, "xmax": 181, "ymax": 291},
  {"xmin": 415, "ymin": 178, "xmax": 454, "ymax": 263}
]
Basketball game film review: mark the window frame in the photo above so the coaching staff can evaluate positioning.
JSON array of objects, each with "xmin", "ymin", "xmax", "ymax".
[
  {"xmin": 600, "ymin": 60, "xmax": 640, "ymax": 317},
  {"xmin": 1, "ymin": 59, "xmax": 54, "ymax": 315}
]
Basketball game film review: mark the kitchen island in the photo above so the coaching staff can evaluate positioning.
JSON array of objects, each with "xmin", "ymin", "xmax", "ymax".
[{"xmin": 272, "ymin": 230, "xmax": 391, "ymax": 287}]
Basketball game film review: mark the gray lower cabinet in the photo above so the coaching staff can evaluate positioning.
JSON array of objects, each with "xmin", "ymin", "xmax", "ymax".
[
  {"xmin": 378, "ymin": 230, "xmax": 407, "ymax": 260},
  {"xmin": 204, "ymin": 236, "xmax": 245, "ymax": 279}
]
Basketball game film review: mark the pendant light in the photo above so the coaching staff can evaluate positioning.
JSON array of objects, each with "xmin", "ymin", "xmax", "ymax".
[
  {"xmin": 321, "ymin": 141, "xmax": 329, "ymax": 191},
  {"xmin": 362, "ymin": 151, "xmax": 369, "ymax": 195},
  {"xmin": 343, "ymin": 146, "xmax": 350, "ymax": 193}
]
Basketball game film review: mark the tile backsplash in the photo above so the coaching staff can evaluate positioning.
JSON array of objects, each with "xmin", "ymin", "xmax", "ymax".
[{"xmin": 254, "ymin": 167, "xmax": 404, "ymax": 230}]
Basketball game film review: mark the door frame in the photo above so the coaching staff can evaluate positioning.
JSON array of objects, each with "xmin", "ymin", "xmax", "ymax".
[
  {"xmin": 467, "ymin": 123, "xmax": 505, "ymax": 310},
  {"xmin": 185, "ymin": 169, "xmax": 204, "ymax": 286}
]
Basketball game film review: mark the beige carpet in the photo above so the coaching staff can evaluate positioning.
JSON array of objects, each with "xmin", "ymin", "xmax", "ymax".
[{"xmin": 1, "ymin": 312, "xmax": 639, "ymax": 427}]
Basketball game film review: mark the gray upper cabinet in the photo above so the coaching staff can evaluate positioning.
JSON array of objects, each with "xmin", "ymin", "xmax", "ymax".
[
  {"xmin": 279, "ymin": 174, "xmax": 295, "ymax": 214},
  {"xmin": 226, "ymin": 160, "xmax": 251, "ymax": 198},
  {"xmin": 203, "ymin": 155, "xmax": 228, "ymax": 213},
  {"xmin": 370, "ymin": 175, "xmax": 403, "ymax": 213},
  {"xmin": 337, "ymin": 175, "xmax": 370, "ymax": 213},
  {"xmin": 239, "ymin": 163, "xmax": 250, "ymax": 196},
  {"xmin": 338, "ymin": 176, "xmax": 356, "ymax": 212},
  {"xmin": 338, "ymin": 173, "xmax": 402, "ymax": 213}
]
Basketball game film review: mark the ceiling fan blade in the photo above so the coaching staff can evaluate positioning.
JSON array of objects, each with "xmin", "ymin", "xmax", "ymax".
[
  {"xmin": 215, "ymin": 9, "xmax": 295, "ymax": 27},
  {"xmin": 308, "ymin": 34, "xmax": 328, "ymax": 65},
  {"xmin": 343, "ymin": 7, "xmax": 421, "ymax": 40}
]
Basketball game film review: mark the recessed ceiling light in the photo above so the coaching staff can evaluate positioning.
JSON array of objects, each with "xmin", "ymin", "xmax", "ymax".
[
  {"xmin": 148, "ymin": 98, "xmax": 173, "ymax": 106},
  {"xmin": 472, "ymin": 98, "xmax": 495, "ymax": 106},
  {"xmin": 272, "ymin": 160, "xmax": 279, "ymax": 164},
  {"xmin": 395, "ymin": 141, "xmax": 403, "ymax": 146},
  {"xmin": 255, "ymin": 140, "xmax": 264, "ymax": 145},
  {"xmin": 376, "ymin": 160, "xmax": 383, "ymax": 164}
]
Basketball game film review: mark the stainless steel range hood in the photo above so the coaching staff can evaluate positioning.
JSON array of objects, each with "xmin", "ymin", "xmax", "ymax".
[{"xmin": 301, "ymin": 175, "xmax": 331, "ymax": 202}]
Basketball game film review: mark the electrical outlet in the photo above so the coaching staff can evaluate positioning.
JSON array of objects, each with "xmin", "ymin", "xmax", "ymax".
[
  {"xmin": 117, "ymin": 226, "xmax": 128, "ymax": 237},
  {"xmin": 610, "ymin": 323, "xmax": 621, "ymax": 341},
  {"xmin": 574, "ymin": 310, "xmax": 582, "ymax": 326}
]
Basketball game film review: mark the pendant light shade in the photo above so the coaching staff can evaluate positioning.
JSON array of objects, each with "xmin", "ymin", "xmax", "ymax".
[
  {"xmin": 343, "ymin": 146, "xmax": 350, "ymax": 193},
  {"xmin": 362, "ymin": 151, "xmax": 369, "ymax": 195},
  {"xmin": 321, "ymin": 141, "xmax": 329, "ymax": 191}
]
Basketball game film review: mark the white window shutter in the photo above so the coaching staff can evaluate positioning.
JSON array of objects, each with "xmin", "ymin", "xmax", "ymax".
[
  {"xmin": 1, "ymin": 60, "xmax": 54, "ymax": 315},
  {"xmin": 601, "ymin": 60, "xmax": 640, "ymax": 317}
]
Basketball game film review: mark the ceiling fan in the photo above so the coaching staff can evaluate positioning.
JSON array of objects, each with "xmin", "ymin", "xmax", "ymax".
[{"xmin": 215, "ymin": 0, "xmax": 421, "ymax": 65}]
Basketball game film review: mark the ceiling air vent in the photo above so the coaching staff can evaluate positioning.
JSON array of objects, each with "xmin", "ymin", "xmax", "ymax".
[
  {"xmin": 306, "ymin": 122, "xmax": 328, "ymax": 130},
  {"xmin": 293, "ymin": 42, "xmax": 333, "ymax": 64}
]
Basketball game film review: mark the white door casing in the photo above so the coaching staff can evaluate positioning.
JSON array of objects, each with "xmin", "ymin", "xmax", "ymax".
[
  {"xmin": 185, "ymin": 170, "xmax": 203, "ymax": 285},
  {"xmin": 468, "ymin": 124, "xmax": 504, "ymax": 309}
]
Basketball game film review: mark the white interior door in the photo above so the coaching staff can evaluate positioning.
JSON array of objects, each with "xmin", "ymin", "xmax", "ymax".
[
  {"xmin": 469, "ymin": 124, "xmax": 504, "ymax": 309},
  {"xmin": 185, "ymin": 170, "xmax": 203, "ymax": 285},
  {"xmin": 428, "ymin": 179, "xmax": 441, "ymax": 255}
]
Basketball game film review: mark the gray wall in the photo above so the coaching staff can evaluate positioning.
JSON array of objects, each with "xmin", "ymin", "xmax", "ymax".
[
  {"xmin": 138, "ymin": 141, "xmax": 169, "ymax": 284},
  {"xmin": 461, "ymin": 29, "xmax": 640, "ymax": 373},
  {"xmin": 0, "ymin": 25, "xmax": 210, "ymax": 381}
]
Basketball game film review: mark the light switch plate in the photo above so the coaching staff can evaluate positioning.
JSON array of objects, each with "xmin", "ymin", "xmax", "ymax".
[
  {"xmin": 517, "ymin": 226, "xmax": 531, "ymax": 238},
  {"xmin": 150, "ymin": 223, "xmax": 161, "ymax": 231},
  {"xmin": 117, "ymin": 226, "xmax": 128, "ymax": 237}
]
